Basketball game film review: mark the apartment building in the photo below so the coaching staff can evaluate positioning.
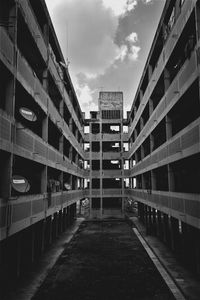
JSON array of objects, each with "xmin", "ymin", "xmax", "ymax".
[
  {"xmin": 126, "ymin": 0, "xmax": 200, "ymax": 275},
  {"xmin": 85, "ymin": 91, "xmax": 129, "ymax": 219},
  {"xmin": 1, "ymin": 0, "xmax": 200, "ymax": 286},
  {"xmin": 0, "ymin": 0, "xmax": 87, "ymax": 282}
]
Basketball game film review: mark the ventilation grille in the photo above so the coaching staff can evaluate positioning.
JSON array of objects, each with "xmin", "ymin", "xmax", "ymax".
[{"xmin": 101, "ymin": 110, "xmax": 120, "ymax": 119}]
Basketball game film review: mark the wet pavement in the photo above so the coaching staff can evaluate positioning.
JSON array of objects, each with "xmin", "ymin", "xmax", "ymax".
[{"xmin": 32, "ymin": 220, "xmax": 175, "ymax": 300}]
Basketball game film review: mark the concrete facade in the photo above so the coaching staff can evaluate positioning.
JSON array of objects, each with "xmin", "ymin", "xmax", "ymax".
[
  {"xmin": 85, "ymin": 91, "xmax": 129, "ymax": 218},
  {"xmin": 0, "ymin": 0, "xmax": 87, "ymax": 282},
  {"xmin": 126, "ymin": 0, "xmax": 200, "ymax": 275},
  {"xmin": 1, "ymin": 0, "xmax": 200, "ymax": 285}
]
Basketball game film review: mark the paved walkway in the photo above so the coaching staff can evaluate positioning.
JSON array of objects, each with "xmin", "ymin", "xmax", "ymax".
[
  {"xmin": 3, "ymin": 218, "xmax": 84, "ymax": 300},
  {"xmin": 32, "ymin": 220, "xmax": 175, "ymax": 300},
  {"xmin": 129, "ymin": 216, "xmax": 200, "ymax": 300},
  {"xmin": 3, "ymin": 216, "xmax": 200, "ymax": 300}
]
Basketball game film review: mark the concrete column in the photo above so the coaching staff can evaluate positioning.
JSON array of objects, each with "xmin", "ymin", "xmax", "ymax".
[
  {"xmin": 41, "ymin": 166, "xmax": 47, "ymax": 194},
  {"xmin": 168, "ymin": 165, "xmax": 175, "ymax": 192},
  {"xmin": 147, "ymin": 206, "xmax": 152, "ymax": 235},
  {"xmin": 59, "ymin": 135, "xmax": 64, "ymax": 154},
  {"xmin": 149, "ymin": 99, "xmax": 154, "ymax": 116},
  {"xmin": 31, "ymin": 226, "xmax": 35, "ymax": 263},
  {"xmin": 170, "ymin": 217, "xmax": 180, "ymax": 254},
  {"xmin": 164, "ymin": 68, "xmax": 171, "ymax": 92},
  {"xmin": 42, "ymin": 113, "xmax": 48, "ymax": 143},
  {"xmin": 144, "ymin": 205, "xmax": 148, "ymax": 232},
  {"xmin": 150, "ymin": 133, "xmax": 154, "ymax": 152},
  {"xmin": 16, "ymin": 233, "xmax": 21, "ymax": 277},
  {"xmin": 151, "ymin": 170, "xmax": 156, "ymax": 191},
  {"xmin": 163, "ymin": 213, "xmax": 170, "ymax": 245},
  {"xmin": 139, "ymin": 90, "xmax": 143, "ymax": 103},
  {"xmin": 148, "ymin": 65, "xmax": 153, "ymax": 81},
  {"xmin": 141, "ymin": 144, "xmax": 145, "ymax": 160},
  {"xmin": 43, "ymin": 23, "xmax": 49, "ymax": 44},
  {"xmin": 165, "ymin": 115, "xmax": 172, "ymax": 140},
  {"xmin": 140, "ymin": 117, "xmax": 144, "ymax": 131},
  {"xmin": 175, "ymin": 0, "xmax": 181, "ymax": 20},
  {"xmin": 152, "ymin": 208, "xmax": 157, "ymax": 235},
  {"xmin": 157, "ymin": 210, "xmax": 163, "ymax": 240}
]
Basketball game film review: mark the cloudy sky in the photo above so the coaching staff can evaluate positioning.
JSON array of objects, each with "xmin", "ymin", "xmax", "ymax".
[{"xmin": 45, "ymin": 0, "xmax": 166, "ymax": 117}]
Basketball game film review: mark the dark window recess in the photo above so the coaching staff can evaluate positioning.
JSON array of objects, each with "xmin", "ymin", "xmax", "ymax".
[
  {"xmin": 72, "ymin": 147, "xmax": 77, "ymax": 163},
  {"xmin": 91, "ymin": 123, "xmax": 100, "ymax": 134},
  {"xmin": 92, "ymin": 142, "xmax": 100, "ymax": 152},
  {"xmin": 92, "ymin": 179, "xmax": 100, "ymax": 189},
  {"xmin": 48, "ymin": 118, "xmax": 61, "ymax": 151},
  {"xmin": 168, "ymin": 80, "xmax": 200, "ymax": 136},
  {"xmin": 136, "ymin": 175, "xmax": 142, "ymax": 189},
  {"xmin": 92, "ymin": 160, "xmax": 100, "ymax": 170},
  {"xmin": 102, "ymin": 197, "xmax": 122, "ymax": 208},
  {"xmin": 63, "ymin": 172, "xmax": 71, "ymax": 190},
  {"xmin": 90, "ymin": 111, "xmax": 98, "ymax": 119},
  {"xmin": 92, "ymin": 198, "xmax": 101, "ymax": 209},
  {"xmin": 171, "ymin": 153, "xmax": 200, "ymax": 194},
  {"xmin": 142, "ymin": 104, "xmax": 150, "ymax": 126},
  {"xmin": 166, "ymin": 12, "xmax": 196, "ymax": 84},
  {"xmin": 141, "ymin": 70, "xmax": 149, "ymax": 96},
  {"xmin": 102, "ymin": 110, "xmax": 120, "ymax": 119},
  {"xmin": 63, "ymin": 104, "xmax": 71, "ymax": 126},
  {"xmin": 163, "ymin": 1, "xmax": 176, "ymax": 41},
  {"xmin": 63, "ymin": 138, "xmax": 71, "ymax": 158},
  {"xmin": 0, "ymin": 0, "xmax": 15, "ymax": 38},
  {"xmin": 102, "ymin": 178, "xmax": 122, "ymax": 189},
  {"xmin": 135, "ymin": 95, "xmax": 140, "ymax": 112},
  {"xmin": 130, "ymin": 131, "xmax": 135, "ymax": 144},
  {"xmin": 154, "ymin": 165, "xmax": 169, "ymax": 191},
  {"xmin": 0, "ymin": 62, "xmax": 13, "ymax": 112},
  {"xmin": 15, "ymin": 82, "xmax": 44, "ymax": 137},
  {"xmin": 17, "ymin": 11, "xmax": 45, "ymax": 83},
  {"xmin": 48, "ymin": 72, "xmax": 62, "ymax": 111},
  {"xmin": 142, "ymin": 137, "xmax": 151, "ymax": 158},
  {"xmin": 151, "ymin": 73, "xmax": 165, "ymax": 110},
  {"xmin": 143, "ymin": 172, "xmax": 152, "ymax": 190},
  {"xmin": 0, "ymin": 150, "xmax": 11, "ymax": 198},
  {"xmin": 102, "ymin": 123, "xmax": 120, "ymax": 133},
  {"xmin": 72, "ymin": 120, "xmax": 77, "ymax": 136},
  {"xmin": 135, "ymin": 120, "xmax": 141, "ymax": 137},
  {"xmin": 12, "ymin": 156, "xmax": 43, "ymax": 196},
  {"xmin": 47, "ymin": 167, "xmax": 61, "ymax": 193},
  {"xmin": 102, "ymin": 142, "xmax": 121, "ymax": 152},
  {"xmin": 102, "ymin": 160, "xmax": 121, "ymax": 170},
  {"xmin": 149, "ymin": 30, "xmax": 163, "ymax": 73},
  {"xmin": 152, "ymin": 119, "xmax": 166, "ymax": 151},
  {"xmin": 135, "ymin": 148, "xmax": 141, "ymax": 163},
  {"xmin": 29, "ymin": 0, "xmax": 48, "ymax": 36}
]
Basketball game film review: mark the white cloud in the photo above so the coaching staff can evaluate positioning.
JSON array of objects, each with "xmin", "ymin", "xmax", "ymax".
[
  {"xmin": 116, "ymin": 44, "xmax": 128, "ymax": 61},
  {"xmin": 126, "ymin": 32, "xmax": 138, "ymax": 43},
  {"xmin": 50, "ymin": 0, "xmax": 122, "ymax": 78},
  {"xmin": 77, "ymin": 85, "xmax": 93, "ymax": 105},
  {"xmin": 102, "ymin": 0, "xmax": 137, "ymax": 16},
  {"xmin": 76, "ymin": 84, "xmax": 98, "ymax": 117},
  {"xmin": 126, "ymin": 0, "xmax": 138, "ymax": 12},
  {"xmin": 129, "ymin": 45, "xmax": 141, "ymax": 60}
]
